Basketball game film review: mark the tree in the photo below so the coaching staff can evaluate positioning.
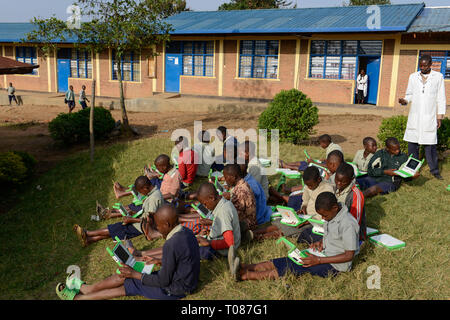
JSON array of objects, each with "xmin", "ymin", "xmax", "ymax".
[
  {"xmin": 25, "ymin": 0, "xmax": 174, "ymax": 139},
  {"xmin": 144, "ymin": 0, "xmax": 190, "ymax": 18},
  {"xmin": 345, "ymin": 0, "xmax": 391, "ymax": 5},
  {"xmin": 219, "ymin": 0, "xmax": 296, "ymax": 10}
]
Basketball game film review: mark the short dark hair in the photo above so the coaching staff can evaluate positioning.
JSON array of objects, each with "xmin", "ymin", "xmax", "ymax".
[
  {"xmin": 315, "ymin": 192, "xmax": 338, "ymax": 212},
  {"xmin": 336, "ymin": 162, "xmax": 355, "ymax": 180},
  {"xmin": 385, "ymin": 137, "xmax": 400, "ymax": 148},
  {"xmin": 419, "ymin": 54, "xmax": 432, "ymax": 65},
  {"xmin": 318, "ymin": 134, "xmax": 332, "ymax": 144},
  {"xmin": 303, "ymin": 166, "xmax": 321, "ymax": 182},
  {"xmin": 198, "ymin": 130, "xmax": 210, "ymax": 143},
  {"xmin": 327, "ymin": 150, "xmax": 344, "ymax": 163},
  {"xmin": 217, "ymin": 126, "xmax": 227, "ymax": 136},
  {"xmin": 363, "ymin": 137, "xmax": 376, "ymax": 146},
  {"xmin": 155, "ymin": 154, "xmax": 170, "ymax": 165},
  {"xmin": 198, "ymin": 182, "xmax": 218, "ymax": 198},
  {"xmin": 134, "ymin": 176, "xmax": 152, "ymax": 189},
  {"xmin": 224, "ymin": 163, "xmax": 242, "ymax": 178}
]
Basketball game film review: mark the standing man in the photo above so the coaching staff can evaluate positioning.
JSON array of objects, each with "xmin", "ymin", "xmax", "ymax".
[
  {"xmin": 7, "ymin": 83, "xmax": 18, "ymax": 106},
  {"xmin": 399, "ymin": 55, "xmax": 446, "ymax": 180},
  {"xmin": 79, "ymin": 85, "xmax": 90, "ymax": 110}
]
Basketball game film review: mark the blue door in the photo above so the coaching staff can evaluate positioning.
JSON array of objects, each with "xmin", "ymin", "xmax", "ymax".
[
  {"xmin": 165, "ymin": 54, "xmax": 182, "ymax": 93},
  {"xmin": 57, "ymin": 59, "xmax": 71, "ymax": 93},
  {"xmin": 366, "ymin": 58, "xmax": 381, "ymax": 105}
]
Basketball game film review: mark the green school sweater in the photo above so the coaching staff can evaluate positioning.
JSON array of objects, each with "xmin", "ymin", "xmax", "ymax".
[{"xmin": 367, "ymin": 149, "xmax": 408, "ymax": 184}]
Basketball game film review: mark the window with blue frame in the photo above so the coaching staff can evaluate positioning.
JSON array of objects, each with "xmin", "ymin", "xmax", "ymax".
[
  {"xmin": 180, "ymin": 41, "xmax": 214, "ymax": 77},
  {"xmin": 239, "ymin": 40, "xmax": 279, "ymax": 79},
  {"xmin": 112, "ymin": 50, "xmax": 140, "ymax": 82},
  {"xmin": 309, "ymin": 40, "xmax": 382, "ymax": 80},
  {"xmin": 15, "ymin": 46, "xmax": 38, "ymax": 75},
  {"xmin": 70, "ymin": 49, "xmax": 92, "ymax": 79},
  {"xmin": 418, "ymin": 51, "xmax": 450, "ymax": 79}
]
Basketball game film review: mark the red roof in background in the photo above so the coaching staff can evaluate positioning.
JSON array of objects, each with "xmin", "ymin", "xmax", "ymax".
[{"xmin": 0, "ymin": 56, "xmax": 39, "ymax": 75}]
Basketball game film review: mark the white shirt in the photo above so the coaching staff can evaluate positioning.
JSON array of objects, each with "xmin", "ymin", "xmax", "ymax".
[
  {"xmin": 403, "ymin": 70, "xmax": 446, "ymax": 145},
  {"xmin": 193, "ymin": 142, "xmax": 215, "ymax": 177},
  {"xmin": 357, "ymin": 74, "xmax": 368, "ymax": 97}
]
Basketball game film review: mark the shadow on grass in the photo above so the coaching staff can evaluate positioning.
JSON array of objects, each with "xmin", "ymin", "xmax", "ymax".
[{"xmin": 0, "ymin": 142, "xmax": 129, "ymax": 299}]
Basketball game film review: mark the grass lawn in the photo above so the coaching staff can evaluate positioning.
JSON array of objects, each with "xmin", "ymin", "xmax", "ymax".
[{"xmin": 1, "ymin": 136, "xmax": 449, "ymax": 300}]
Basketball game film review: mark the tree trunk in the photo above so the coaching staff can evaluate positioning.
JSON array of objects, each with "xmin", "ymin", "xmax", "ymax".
[
  {"xmin": 90, "ymin": 79, "xmax": 96, "ymax": 162},
  {"xmin": 116, "ymin": 56, "xmax": 131, "ymax": 134}
]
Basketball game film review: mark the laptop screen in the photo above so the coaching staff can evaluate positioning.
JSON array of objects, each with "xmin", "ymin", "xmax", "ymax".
[
  {"xmin": 114, "ymin": 244, "xmax": 131, "ymax": 263},
  {"xmin": 406, "ymin": 158, "xmax": 420, "ymax": 170},
  {"xmin": 197, "ymin": 204, "xmax": 210, "ymax": 216}
]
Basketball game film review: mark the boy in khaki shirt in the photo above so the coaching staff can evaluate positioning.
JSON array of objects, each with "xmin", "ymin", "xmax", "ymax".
[{"xmin": 352, "ymin": 137, "xmax": 377, "ymax": 172}]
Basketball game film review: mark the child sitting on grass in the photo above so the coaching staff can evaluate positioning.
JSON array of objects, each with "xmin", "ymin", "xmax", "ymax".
[
  {"xmin": 73, "ymin": 176, "xmax": 164, "ymax": 247},
  {"xmin": 278, "ymin": 134, "xmax": 343, "ymax": 172},
  {"xmin": 352, "ymin": 137, "xmax": 377, "ymax": 172},
  {"xmin": 357, "ymin": 137, "xmax": 419, "ymax": 199},
  {"xmin": 232, "ymin": 192, "xmax": 359, "ymax": 282},
  {"xmin": 174, "ymin": 136, "xmax": 198, "ymax": 188},
  {"xmin": 298, "ymin": 162, "xmax": 366, "ymax": 244},
  {"xmin": 270, "ymin": 166, "xmax": 334, "ymax": 238},
  {"xmin": 239, "ymin": 141, "xmax": 270, "ymax": 200},
  {"xmin": 57, "ymin": 204, "xmax": 200, "ymax": 300}
]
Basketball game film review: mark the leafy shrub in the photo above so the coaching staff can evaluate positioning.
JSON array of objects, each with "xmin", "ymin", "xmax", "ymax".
[
  {"xmin": 377, "ymin": 115, "xmax": 408, "ymax": 152},
  {"xmin": 12, "ymin": 151, "xmax": 37, "ymax": 178},
  {"xmin": 258, "ymin": 89, "xmax": 319, "ymax": 144},
  {"xmin": 0, "ymin": 152, "xmax": 28, "ymax": 187},
  {"xmin": 49, "ymin": 107, "xmax": 115, "ymax": 145},
  {"xmin": 437, "ymin": 118, "xmax": 450, "ymax": 153},
  {"xmin": 378, "ymin": 115, "xmax": 450, "ymax": 154}
]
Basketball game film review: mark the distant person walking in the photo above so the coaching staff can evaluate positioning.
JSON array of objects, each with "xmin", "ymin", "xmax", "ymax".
[
  {"xmin": 399, "ymin": 54, "xmax": 446, "ymax": 180},
  {"xmin": 7, "ymin": 83, "xmax": 18, "ymax": 106},
  {"xmin": 79, "ymin": 85, "xmax": 90, "ymax": 110},
  {"xmin": 65, "ymin": 85, "xmax": 76, "ymax": 113},
  {"xmin": 356, "ymin": 69, "xmax": 368, "ymax": 104}
]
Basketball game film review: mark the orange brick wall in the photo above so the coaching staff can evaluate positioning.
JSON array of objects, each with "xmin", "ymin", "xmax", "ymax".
[
  {"xmin": 2, "ymin": 45, "xmax": 52, "ymax": 92},
  {"xmin": 96, "ymin": 48, "xmax": 154, "ymax": 99},
  {"xmin": 377, "ymin": 39, "xmax": 395, "ymax": 107},
  {"xmin": 297, "ymin": 39, "xmax": 353, "ymax": 104},
  {"xmin": 221, "ymin": 40, "xmax": 296, "ymax": 99}
]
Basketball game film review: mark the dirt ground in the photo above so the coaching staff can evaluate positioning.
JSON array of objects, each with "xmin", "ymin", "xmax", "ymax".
[{"xmin": 0, "ymin": 103, "xmax": 383, "ymax": 175}]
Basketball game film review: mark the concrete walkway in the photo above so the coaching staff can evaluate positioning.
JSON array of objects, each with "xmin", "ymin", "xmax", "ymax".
[{"xmin": 0, "ymin": 90, "xmax": 448, "ymax": 118}]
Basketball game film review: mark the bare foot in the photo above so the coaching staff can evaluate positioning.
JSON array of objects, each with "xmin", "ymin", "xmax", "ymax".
[{"xmin": 113, "ymin": 182, "xmax": 128, "ymax": 199}]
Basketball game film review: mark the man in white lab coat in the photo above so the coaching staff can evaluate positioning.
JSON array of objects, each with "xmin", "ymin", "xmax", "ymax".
[{"xmin": 399, "ymin": 55, "xmax": 447, "ymax": 180}]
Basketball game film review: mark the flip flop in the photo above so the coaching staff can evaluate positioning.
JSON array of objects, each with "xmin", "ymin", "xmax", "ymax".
[
  {"xmin": 66, "ymin": 271, "xmax": 85, "ymax": 293},
  {"xmin": 55, "ymin": 283, "xmax": 77, "ymax": 300},
  {"xmin": 73, "ymin": 225, "xmax": 88, "ymax": 247}
]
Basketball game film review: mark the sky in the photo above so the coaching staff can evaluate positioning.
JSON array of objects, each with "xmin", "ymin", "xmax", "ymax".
[{"xmin": 0, "ymin": 0, "xmax": 448, "ymax": 22}]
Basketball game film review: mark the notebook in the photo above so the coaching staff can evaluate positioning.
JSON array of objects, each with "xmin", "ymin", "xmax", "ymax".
[
  {"xmin": 258, "ymin": 158, "xmax": 271, "ymax": 168},
  {"xmin": 107, "ymin": 237, "xmax": 154, "ymax": 274},
  {"xmin": 366, "ymin": 227, "xmax": 379, "ymax": 237},
  {"xmin": 369, "ymin": 234, "xmax": 406, "ymax": 250},
  {"xmin": 309, "ymin": 218, "xmax": 325, "ymax": 235},
  {"xmin": 276, "ymin": 205, "xmax": 309, "ymax": 227},
  {"xmin": 347, "ymin": 162, "xmax": 367, "ymax": 177}
]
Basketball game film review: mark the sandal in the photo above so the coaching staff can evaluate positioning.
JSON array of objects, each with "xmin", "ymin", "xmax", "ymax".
[
  {"xmin": 66, "ymin": 271, "xmax": 85, "ymax": 293},
  {"xmin": 276, "ymin": 174, "xmax": 287, "ymax": 192},
  {"xmin": 232, "ymin": 257, "xmax": 241, "ymax": 282},
  {"xmin": 73, "ymin": 225, "xmax": 88, "ymax": 247},
  {"xmin": 96, "ymin": 201, "xmax": 110, "ymax": 220},
  {"xmin": 55, "ymin": 283, "xmax": 77, "ymax": 300}
]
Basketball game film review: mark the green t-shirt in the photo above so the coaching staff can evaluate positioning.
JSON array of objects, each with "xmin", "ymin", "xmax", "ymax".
[{"xmin": 207, "ymin": 197, "xmax": 241, "ymax": 256}]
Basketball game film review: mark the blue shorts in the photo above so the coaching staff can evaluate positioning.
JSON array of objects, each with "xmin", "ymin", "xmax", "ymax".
[
  {"xmin": 287, "ymin": 194, "xmax": 303, "ymax": 211},
  {"xmin": 298, "ymin": 161, "xmax": 308, "ymax": 171},
  {"xmin": 107, "ymin": 222, "xmax": 142, "ymax": 240},
  {"xmin": 297, "ymin": 225, "xmax": 323, "ymax": 245},
  {"xmin": 198, "ymin": 246, "xmax": 220, "ymax": 261},
  {"xmin": 356, "ymin": 176, "xmax": 399, "ymax": 194},
  {"xmin": 80, "ymin": 101, "xmax": 88, "ymax": 109},
  {"xmin": 124, "ymin": 275, "xmax": 185, "ymax": 300},
  {"xmin": 271, "ymin": 257, "xmax": 339, "ymax": 278}
]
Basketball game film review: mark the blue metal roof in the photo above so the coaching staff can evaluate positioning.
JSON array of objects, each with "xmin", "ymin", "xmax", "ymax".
[
  {"xmin": 165, "ymin": 4, "xmax": 425, "ymax": 34},
  {"xmin": 407, "ymin": 7, "xmax": 450, "ymax": 33},
  {"xmin": 0, "ymin": 4, "xmax": 427, "ymax": 43}
]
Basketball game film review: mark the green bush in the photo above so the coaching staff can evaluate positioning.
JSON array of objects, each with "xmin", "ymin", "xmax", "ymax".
[
  {"xmin": 48, "ymin": 107, "xmax": 115, "ymax": 145},
  {"xmin": 377, "ymin": 115, "xmax": 409, "ymax": 152},
  {"xmin": 258, "ymin": 89, "xmax": 319, "ymax": 144},
  {"xmin": 378, "ymin": 115, "xmax": 450, "ymax": 154},
  {"xmin": 437, "ymin": 118, "xmax": 450, "ymax": 153},
  {"xmin": 12, "ymin": 151, "xmax": 37, "ymax": 178},
  {"xmin": 0, "ymin": 152, "xmax": 28, "ymax": 186}
]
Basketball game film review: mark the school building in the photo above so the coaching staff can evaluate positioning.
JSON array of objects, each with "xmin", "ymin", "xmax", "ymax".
[{"xmin": 0, "ymin": 3, "xmax": 449, "ymax": 107}]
